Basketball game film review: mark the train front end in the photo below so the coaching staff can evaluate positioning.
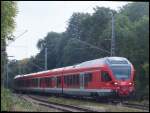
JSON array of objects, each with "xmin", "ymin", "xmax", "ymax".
[{"xmin": 106, "ymin": 57, "xmax": 135, "ymax": 97}]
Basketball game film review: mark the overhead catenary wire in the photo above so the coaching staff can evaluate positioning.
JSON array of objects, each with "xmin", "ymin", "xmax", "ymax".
[
  {"xmin": 26, "ymin": 61, "xmax": 44, "ymax": 71},
  {"xmin": 18, "ymin": 60, "xmax": 44, "ymax": 75},
  {"xmin": 7, "ymin": 30, "xmax": 28, "ymax": 46},
  {"xmin": 74, "ymin": 38, "xmax": 111, "ymax": 55}
]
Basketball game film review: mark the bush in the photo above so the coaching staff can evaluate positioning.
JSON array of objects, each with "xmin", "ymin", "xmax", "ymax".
[{"xmin": 1, "ymin": 88, "xmax": 14, "ymax": 111}]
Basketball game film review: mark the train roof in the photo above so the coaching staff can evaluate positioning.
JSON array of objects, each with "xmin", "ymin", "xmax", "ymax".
[{"xmin": 14, "ymin": 56, "xmax": 131, "ymax": 79}]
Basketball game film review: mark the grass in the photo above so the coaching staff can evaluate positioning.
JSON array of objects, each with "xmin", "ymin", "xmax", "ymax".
[
  {"xmin": 1, "ymin": 88, "xmax": 58, "ymax": 112},
  {"xmin": 1, "ymin": 88, "xmax": 148, "ymax": 112},
  {"xmin": 1, "ymin": 87, "xmax": 33, "ymax": 111},
  {"xmin": 1, "ymin": 88, "xmax": 14, "ymax": 111}
]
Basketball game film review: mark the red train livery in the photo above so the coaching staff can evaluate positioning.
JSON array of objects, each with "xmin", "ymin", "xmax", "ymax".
[{"xmin": 13, "ymin": 57, "xmax": 135, "ymax": 97}]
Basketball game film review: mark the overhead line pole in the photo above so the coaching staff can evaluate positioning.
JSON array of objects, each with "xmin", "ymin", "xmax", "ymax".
[
  {"xmin": 111, "ymin": 12, "xmax": 115, "ymax": 56},
  {"xmin": 45, "ymin": 47, "xmax": 47, "ymax": 70},
  {"xmin": 43, "ymin": 41, "xmax": 47, "ymax": 71},
  {"xmin": 6, "ymin": 56, "xmax": 14, "ymax": 88},
  {"xmin": 28, "ymin": 61, "xmax": 44, "ymax": 70}
]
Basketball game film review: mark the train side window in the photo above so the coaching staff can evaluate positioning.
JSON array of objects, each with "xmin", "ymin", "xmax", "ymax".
[
  {"xmin": 32, "ymin": 79, "xmax": 34, "ymax": 87},
  {"xmin": 25, "ymin": 80, "xmax": 27, "ymax": 87},
  {"xmin": 57, "ymin": 77, "xmax": 61, "ymax": 87},
  {"xmin": 101, "ymin": 71, "xmax": 112, "ymax": 82},
  {"xmin": 40, "ymin": 78, "xmax": 46, "ymax": 87},
  {"xmin": 46, "ymin": 78, "xmax": 50, "ymax": 87},
  {"xmin": 21, "ymin": 80, "xmax": 23, "ymax": 87},
  {"xmin": 34, "ymin": 79, "xmax": 36, "ymax": 86},
  {"xmin": 64, "ymin": 76, "xmax": 69, "ymax": 86},
  {"xmin": 74, "ymin": 74, "xmax": 79, "ymax": 87},
  {"xmin": 68, "ymin": 76, "xmax": 71, "ymax": 86},
  {"xmin": 68, "ymin": 76, "xmax": 70, "ymax": 86},
  {"xmin": 64, "ymin": 76, "xmax": 66, "ymax": 85},
  {"xmin": 84, "ymin": 73, "xmax": 92, "ymax": 86},
  {"xmin": 51, "ymin": 77, "xmax": 56, "ymax": 87},
  {"xmin": 49, "ymin": 78, "xmax": 52, "ymax": 87},
  {"xmin": 77, "ymin": 75, "xmax": 79, "ymax": 84},
  {"xmin": 67, "ymin": 76, "xmax": 70, "ymax": 86},
  {"xmin": 73, "ymin": 75, "xmax": 77, "ymax": 86},
  {"xmin": 45, "ymin": 78, "xmax": 48, "ymax": 87},
  {"xmin": 35, "ymin": 78, "xmax": 38, "ymax": 87},
  {"xmin": 23, "ymin": 80, "xmax": 25, "ymax": 87},
  {"xmin": 46, "ymin": 77, "xmax": 52, "ymax": 87},
  {"xmin": 71, "ymin": 75, "xmax": 73, "ymax": 86},
  {"xmin": 40, "ymin": 78, "xmax": 43, "ymax": 87}
]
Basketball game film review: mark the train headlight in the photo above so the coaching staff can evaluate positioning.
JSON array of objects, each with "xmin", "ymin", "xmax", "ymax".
[
  {"xmin": 129, "ymin": 82, "xmax": 132, "ymax": 85},
  {"xmin": 114, "ymin": 82, "xmax": 118, "ymax": 85}
]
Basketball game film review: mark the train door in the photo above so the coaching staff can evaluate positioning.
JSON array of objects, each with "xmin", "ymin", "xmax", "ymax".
[{"xmin": 80, "ymin": 73, "xmax": 84, "ymax": 89}]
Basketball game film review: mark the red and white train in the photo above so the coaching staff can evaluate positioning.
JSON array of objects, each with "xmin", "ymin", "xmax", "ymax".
[{"xmin": 13, "ymin": 57, "xmax": 135, "ymax": 97}]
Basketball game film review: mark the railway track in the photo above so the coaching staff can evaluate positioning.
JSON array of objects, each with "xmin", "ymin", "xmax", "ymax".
[
  {"xmin": 121, "ymin": 102, "xmax": 149, "ymax": 111},
  {"xmin": 88, "ymin": 97, "xmax": 149, "ymax": 111},
  {"xmin": 109, "ymin": 100, "xmax": 149, "ymax": 111},
  {"xmin": 18, "ymin": 94, "xmax": 102, "ymax": 112},
  {"xmin": 15, "ymin": 93, "xmax": 149, "ymax": 112}
]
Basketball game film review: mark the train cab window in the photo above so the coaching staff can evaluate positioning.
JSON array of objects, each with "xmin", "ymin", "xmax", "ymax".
[{"xmin": 101, "ymin": 71, "xmax": 112, "ymax": 82}]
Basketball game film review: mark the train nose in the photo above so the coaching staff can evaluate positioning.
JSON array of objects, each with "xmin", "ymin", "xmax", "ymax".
[
  {"xmin": 118, "ymin": 89, "xmax": 129, "ymax": 96},
  {"xmin": 117, "ymin": 85, "xmax": 131, "ymax": 96}
]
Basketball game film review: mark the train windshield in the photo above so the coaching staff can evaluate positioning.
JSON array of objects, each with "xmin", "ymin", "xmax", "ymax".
[{"xmin": 111, "ymin": 66, "xmax": 131, "ymax": 80}]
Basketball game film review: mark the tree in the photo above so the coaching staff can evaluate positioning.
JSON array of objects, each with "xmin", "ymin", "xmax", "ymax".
[
  {"xmin": 1, "ymin": 1, "xmax": 17, "ymax": 86},
  {"xmin": 37, "ymin": 32, "xmax": 62, "ymax": 69},
  {"xmin": 120, "ymin": 2, "xmax": 149, "ymax": 22},
  {"xmin": 115, "ymin": 2, "xmax": 149, "ymax": 100},
  {"xmin": 66, "ymin": 13, "xmax": 90, "ymax": 39}
]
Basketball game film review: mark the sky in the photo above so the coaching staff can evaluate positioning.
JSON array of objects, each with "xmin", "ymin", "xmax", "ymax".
[{"xmin": 7, "ymin": 1, "xmax": 131, "ymax": 60}]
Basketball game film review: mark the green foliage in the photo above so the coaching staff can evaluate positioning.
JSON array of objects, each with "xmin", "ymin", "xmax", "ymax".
[
  {"xmin": 1, "ymin": 88, "xmax": 13, "ymax": 111},
  {"xmin": 120, "ymin": 2, "xmax": 149, "ymax": 22},
  {"xmin": 143, "ymin": 63, "xmax": 149, "ymax": 76},
  {"xmin": 1, "ymin": 1, "xmax": 17, "ymax": 86},
  {"xmin": 1, "ymin": 88, "xmax": 41, "ymax": 111},
  {"xmin": 1, "ymin": 1, "xmax": 17, "ymax": 41}
]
